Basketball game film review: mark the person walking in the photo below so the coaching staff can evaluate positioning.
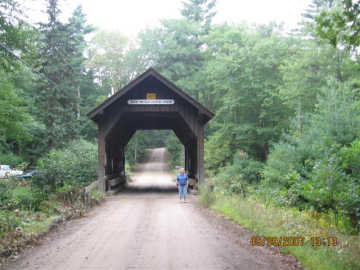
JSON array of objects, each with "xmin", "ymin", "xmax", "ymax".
[{"xmin": 177, "ymin": 168, "xmax": 188, "ymax": 202}]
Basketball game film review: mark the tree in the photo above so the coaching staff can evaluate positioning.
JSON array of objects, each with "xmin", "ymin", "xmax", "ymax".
[
  {"xmin": 138, "ymin": 0, "xmax": 216, "ymax": 101},
  {"xmin": 0, "ymin": 72, "xmax": 31, "ymax": 153},
  {"xmin": 35, "ymin": 1, "xmax": 92, "ymax": 150},
  {"xmin": 181, "ymin": 0, "xmax": 216, "ymax": 32},
  {"xmin": 278, "ymin": 39, "xmax": 353, "ymax": 132},
  {"xmin": 87, "ymin": 30, "xmax": 138, "ymax": 90},
  {"xmin": 204, "ymin": 24, "xmax": 291, "ymax": 161},
  {"xmin": 0, "ymin": 0, "xmax": 26, "ymax": 69},
  {"xmin": 0, "ymin": 1, "xmax": 47, "ymax": 164},
  {"xmin": 68, "ymin": 6, "xmax": 94, "ymax": 119},
  {"xmin": 125, "ymin": 130, "xmax": 170, "ymax": 165},
  {"xmin": 310, "ymin": 0, "xmax": 360, "ymax": 50}
]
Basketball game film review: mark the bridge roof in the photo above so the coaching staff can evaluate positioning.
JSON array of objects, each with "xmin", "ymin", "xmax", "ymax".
[{"xmin": 87, "ymin": 67, "xmax": 215, "ymax": 122}]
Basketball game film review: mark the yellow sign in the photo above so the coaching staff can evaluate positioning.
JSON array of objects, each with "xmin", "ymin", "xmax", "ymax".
[{"xmin": 146, "ymin": 93, "xmax": 156, "ymax": 99}]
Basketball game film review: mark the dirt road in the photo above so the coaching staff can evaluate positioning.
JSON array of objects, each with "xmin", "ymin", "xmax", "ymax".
[{"xmin": 2, "ymin": 148, "xmax": 297, "ymax": 270}]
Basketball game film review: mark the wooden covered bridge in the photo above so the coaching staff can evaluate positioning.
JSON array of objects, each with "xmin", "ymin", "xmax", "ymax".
[{"xmin": 88, "ymin": 68, "xmax": 214, "ymax": 192}]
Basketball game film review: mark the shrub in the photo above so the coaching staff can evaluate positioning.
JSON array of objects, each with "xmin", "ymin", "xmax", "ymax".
[
  {"xmin": 0, "ymin": 210, "xmax": 22, "ymax": 235},
  {"xmin": 298, "ymin": 156, "xmax": 345, "ymax": 212},
  {"xmin": 11, "ymin": 186, "xmax": 43, "ymax": 211},
  {"xmin": 56, "ymin": 185, "xmax": 86, "ymax": 206},
  {"xmin": 199, "ymin": 182, "xmax": 216, "ymax": 208},
  {"xmin": 261, "ymin": 84, "xmax": 360, "ymax": 232},
  {"xmin": 166, "ymin": 132, "xmax": 184, "ymax": 167},
  {"xmin": 0, "ymin": 179, "xmax": 16, "ymax": 208},
  {"xmin": 336, "ymin": 141, "xmax": 360, "ymax": 231},
  {"xmin": 0, "ymin": 179, "xmax": 44, "ymax": 212},
  {"xmin": 339, "ymin": 139, "xmax": 360, "ymax": 178},
  {"xmin": 36, "ymin": 139, "xmax": 98, "ymax": 192},
  {"xmin": 0, "ymin": 152, "xmax": 23, "ymax": 167},
  {"xmin": 232, "ymin": 151, "xmax": 263, "ymax": 183},
  {"xmin": 205, "ymin": 125, "xmax": 236, "ymax": 174},
  {"xmin": 88, "ymin": 190, "xmax": 105, "ymax": 206},
  {"xmin": 263, "ymin": 142, "xmax": 298, "ymax": 188},
  {"xmin": 215, "ymin": 151, "xmax": 263, "ymax": 195},
  {"xmin": 335, "ymin": 178, "xmax": 360, "ymax": 232},
  {"xmin": 55, "ymin": 185, "xmax": 105, "ymax": 210}
]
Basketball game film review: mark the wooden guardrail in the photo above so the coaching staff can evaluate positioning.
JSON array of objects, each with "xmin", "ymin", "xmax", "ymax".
[
  {"xmin": 84, "ymin": 174, "xmax": 127, "ymax": 195},
  {"xmin": 85, "ymin": 176, "xmax": 106, "ymax": 193},
  {"xmin": 108, "ymin": 175, "xmax": 126, "ymax": 189}
]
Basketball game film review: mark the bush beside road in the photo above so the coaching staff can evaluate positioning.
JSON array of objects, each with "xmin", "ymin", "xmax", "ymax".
[
  {"xmin": 0, "ymin": 140, "xmax": 104, "ymax": 265},
  {"xmin": 200, "ymin": 184, "xmax": 360, "ymax": 270}
]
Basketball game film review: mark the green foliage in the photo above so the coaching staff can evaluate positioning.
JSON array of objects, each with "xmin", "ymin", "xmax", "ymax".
[
  {"xmin": 214, "ymin": 152, "xmax": 263, "ymax": 195},
  {"xmin": 0, "ymin": 179, "xmax": 16, "ymax": 207},
  {"xmin": 211, "ymin": 192, "xmax": 360, "ymax": 270},
  {"xmin": 337, "ymin": 140, "xmax": 360, "ymax": 229},
  {"xmin": 138, "ymin": 0, "xmax": 216, "ymax": 103},
  {"xmin": 205, "ymin": 124, "xmax": 236, "ymax": 173},
  {"xmin": 278, "ymin": 40, "xmax": 349, "ymax": 127},
  {"xmin": 199, "ymin": 182, "xmax": 216, "ymax": 208},
  {"xmin": 0, "ymin": 178, "xmax": 105, "ymax": 260},
  {"xmin": 231, "ymin": 152, "xmax": 264, "ymax": 184},
  {"xmin": 0, "ymin": 78, "xmax": 31, "ymax": 142},
  {"xmin": 339, "ymin": 139, "xmax": 360, "ymax": 178},
  {"xmin": 263, "ymin": 142, "xmax": 299, "ymax": 188},
  {"xmin": 0, "ymin": 0, "xmax": 29, "ymax": 70},
  {"xmin": 315, "ymin": 0, "xmax": 360, "ymax": 50},
  {"xmin": 336, "ymin": 178, "xmax": 360, "ymax": 231},
  {"xmin": 87, "ymin": 30, "xmax": 143, "ymax": 90},
  {"xmin": 204, "ymin": 24, "xmax": 291, "ymax": 161},
  {"xmin": 78, "ymin": 70, "xmax": 108, "ymax": 141},
  {"xmin": 1, "ymin": 1, "xmax": 360, "ymax": 267},
  {"xmin": 88, "ymin": 189, "xmax": 105, "ymax": 206},
  {"xmin": 37, "ymin": 139, "xmax": 98, "ymax": 192},
  {"xmin": 34, "ymin": 1, "xmax": 93, "ymax": 150},
  {"xmin": 0, "ymin": 71, "xmax": 35, "ymax": 162},
  {"xmin": 166, "ymin": 131, "xmax": 184, "ymax": 167},
  {"xmin": 299, "ymin": 156, "xmax": 345, "ymax": 211},
  {"xmin": 181, "ymin": 0, "xmax": 216, "ymax": 27},
  {"xmin": 11, "ymin": 186, "xmax": 43, "ymax": 211},
  {"xmin": 263, "ymin": 83, "xmax": 360, "ymax": 231},
  {"xmin": 55, "ymin": 185, "xmax": 87, "ymax": 211},
  {"xmin": 125, "ymin": 130, "xmax": 170, "ymax": 165},
  {"xmin": 0, "ymin": 152, "xmax": 23, "ymax": 167},
  {"xmin": 0, "ymin": 179, "xmax": 43, "ymax": 212},
  {"xmin": 0, "ymin": 210, "xmax": 22, "ymax": 235}
]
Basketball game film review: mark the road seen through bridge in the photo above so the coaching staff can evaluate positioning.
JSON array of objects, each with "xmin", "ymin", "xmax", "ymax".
[{"xmin": 3, "ymin": 148, "xmax": 295, "ymax": 270}]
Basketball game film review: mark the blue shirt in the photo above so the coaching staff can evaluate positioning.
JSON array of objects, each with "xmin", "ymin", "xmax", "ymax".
[{"xmin": 177, "ymin": 173, "xmax": 188, "ymax": 186}]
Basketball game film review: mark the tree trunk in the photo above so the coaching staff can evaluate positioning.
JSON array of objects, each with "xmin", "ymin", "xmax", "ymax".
[{"xmin": 77, "ymin": 86, "xmax": 81, "ymax": 120}]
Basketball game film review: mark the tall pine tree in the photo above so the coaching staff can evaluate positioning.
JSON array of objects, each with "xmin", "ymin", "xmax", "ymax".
[
  {"xmin": 35, "ymin": 0, "xmax": 91, "ymax": 150},
  {"xmin": 138, "ymin": 0, "xmax": 216, "ymax": 101}
]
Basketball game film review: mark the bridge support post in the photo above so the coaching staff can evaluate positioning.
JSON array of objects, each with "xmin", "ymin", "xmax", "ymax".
[
  {"xmin": 185, "ymin": 144, "xmax": 191, "ymax": 174},
  {"xmin": 197, "ymin": 126, "xmax": 204, "ymax": 184},
  {"xmin": 98, "ymin": 127, "xmax": 106, "ymax": 192}
]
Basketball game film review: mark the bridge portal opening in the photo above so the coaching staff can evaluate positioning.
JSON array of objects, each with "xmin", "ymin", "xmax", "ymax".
[
  {"xmin": 124, "ymin": 130, "xmax": 183, "ymax": 167},
  {"xmin": 88, "ymin": 68, "xmax": 214, "ymax": 192}
]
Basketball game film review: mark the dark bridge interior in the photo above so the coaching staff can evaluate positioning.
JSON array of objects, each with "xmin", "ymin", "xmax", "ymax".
[{"xmin": 88, "ymin": 68, "xmax": 214, "ymax": 192}]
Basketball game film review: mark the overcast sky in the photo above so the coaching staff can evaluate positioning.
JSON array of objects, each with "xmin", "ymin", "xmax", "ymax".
[{"xmin": 25, "ymin": 0, "xmax": 312, "ymax": 38}]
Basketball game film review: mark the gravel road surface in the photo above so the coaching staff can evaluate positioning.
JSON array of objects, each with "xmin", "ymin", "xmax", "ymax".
[{"xmin": 2, "ymin": 148, "xmax": 299, "ymax": 270}]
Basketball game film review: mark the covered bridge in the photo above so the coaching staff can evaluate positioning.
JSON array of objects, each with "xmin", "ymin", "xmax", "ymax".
[{"xmin": 88, "ymin": 68, "xmax": 214, "ymax": 192}]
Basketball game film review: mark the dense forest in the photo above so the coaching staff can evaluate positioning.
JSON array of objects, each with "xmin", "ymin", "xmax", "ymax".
[{"xmin": 1, "ymin": 0, "xmax": 360, "ymax": 267}]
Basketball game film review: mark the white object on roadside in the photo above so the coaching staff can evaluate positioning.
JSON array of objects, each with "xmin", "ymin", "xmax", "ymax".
[{"xmin": 0, "ymin": 165, "xmax": 23, "ymax": 178}]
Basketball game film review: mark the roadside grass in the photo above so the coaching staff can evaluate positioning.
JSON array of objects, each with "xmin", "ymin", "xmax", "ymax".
[
  {"xmin": 0, "ymin": 186, "xmax": 105, "ymax": 264},
  {"xmin": 0, "ymin": 211, "xmax": 60, "ymax": 260},
  {"xmin": 203, "ymin": 190, "xmax": 360, "ymax": 270},
  {"xmin": 23, "ymin": 214, "xmax": 61, "ymax": 235}
]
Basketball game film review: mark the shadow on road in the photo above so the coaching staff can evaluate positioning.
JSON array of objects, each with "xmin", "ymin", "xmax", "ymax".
[{"xmin": 123, "ymin": 185, "xmax": 178, "ymax": 193}]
